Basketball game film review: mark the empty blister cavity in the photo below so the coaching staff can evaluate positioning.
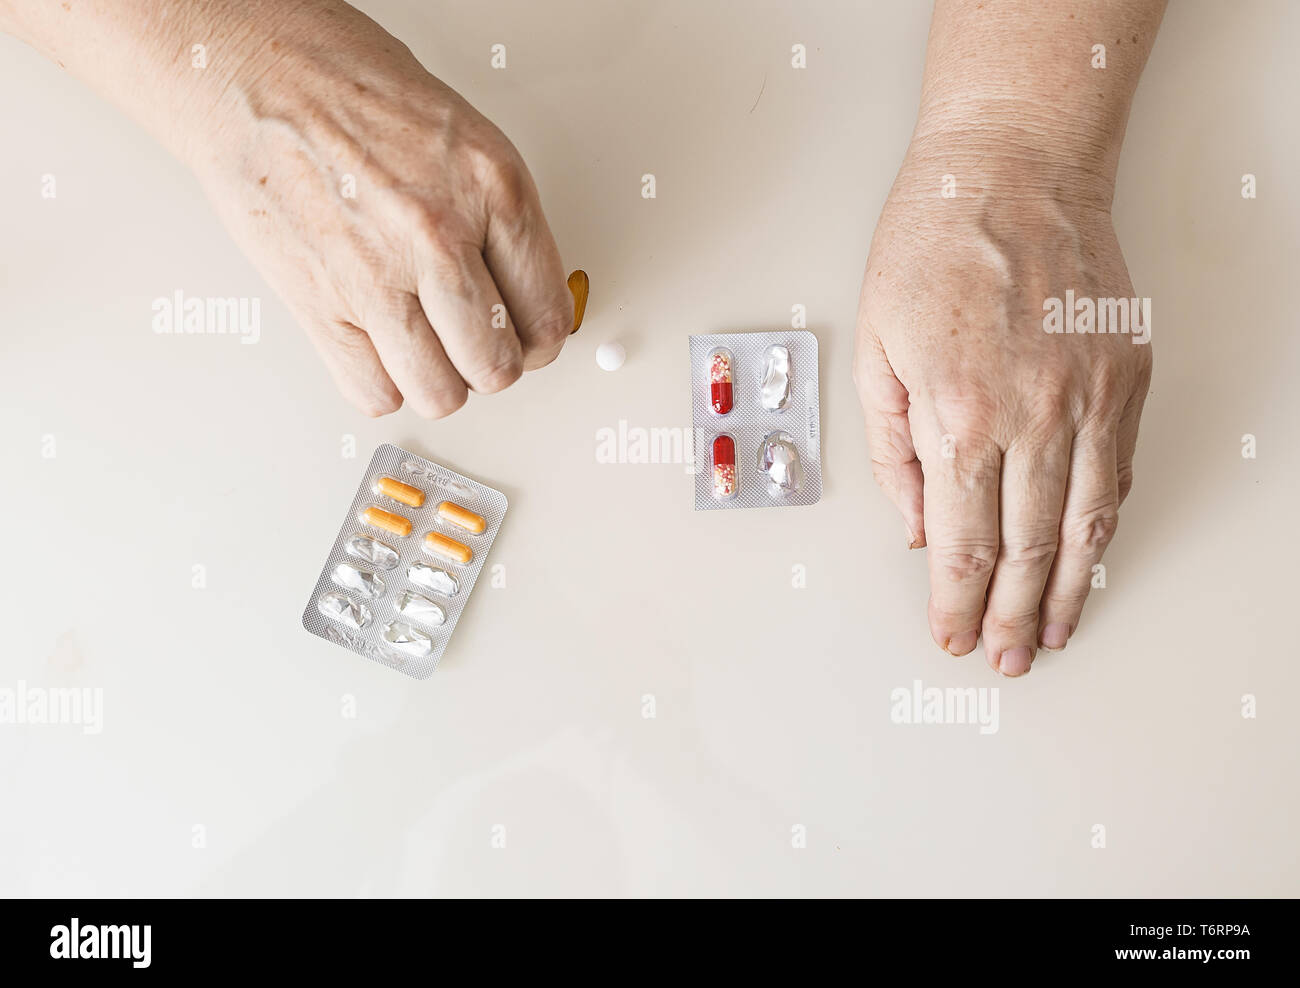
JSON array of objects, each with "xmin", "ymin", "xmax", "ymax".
[
  {"xmin": 758, "ymin": 431, "xmax": 803, "ymax": 496},
  {"xmin": 409, "ymin": 562, "xmax": 460, "ymax": 597},
  {"xmin": 712, "ymin": 434, "xmax": 738, "ymax": 500},
  {"xmin": 395, "ymin": 590, "xmax": 447, "ymax": 628},
  {"xmin": 760, "ymin": 345, "xmax": 791, "ymax": 411},
  {"xmin": 381, "ymin": 620, "xmax": 433, "ymax": 658},
  {"xmin": 331, "ymin": 563, "xmax": 385, "ymax": 599},
  {"xmin": 317, "ymin": 593, "xmax": 372, "ymax": 630},
  {"xmin": 346, "ymin": 534, "xmax": 400, "ymax": 570},
  {"xmin": 708, "ymin": 347, "xmax": 734, "ymax": 414}
]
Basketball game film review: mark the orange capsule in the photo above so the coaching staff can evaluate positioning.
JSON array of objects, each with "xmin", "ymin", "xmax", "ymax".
[
  {"xmin": 376, "ymin": 476, "xmax": 425, "ymax": 508},
  {"xmin": 424, "ymin": 531, "xmax": 473, "ymax": 565},
  {"xmin": 436, "ymin": 500, "xmax": 485, "ymax": 535},
  {"xmin": 568, "ymin": 269, "xmax": 589, "ymax": 335},
  {"xmin": 361, "ymin": 506, "xmax": 412, "ymax": 537}
]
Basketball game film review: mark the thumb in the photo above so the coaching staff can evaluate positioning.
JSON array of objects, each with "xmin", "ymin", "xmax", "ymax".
[{"xmin": 854, "ymin": 330, "xmax": 926, "ymax": 548}]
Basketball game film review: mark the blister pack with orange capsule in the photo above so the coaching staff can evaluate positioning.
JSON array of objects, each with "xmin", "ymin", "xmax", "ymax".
[
  {"xmin": 301, "ymin": 443, "xmax": 507, "ymax": 679},
  {"xmin": 688, "ymin": 331, "xmax": 822, "ymax": 510}
]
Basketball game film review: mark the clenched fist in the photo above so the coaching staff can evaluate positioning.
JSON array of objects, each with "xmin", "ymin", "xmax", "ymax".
[
  {"xmin": 187, "ymin": 2, "xmax": 573, "ymax": 417},
  {"xmin": 2, "ymin": 0, "xmax": 573, "ymax": 419}
]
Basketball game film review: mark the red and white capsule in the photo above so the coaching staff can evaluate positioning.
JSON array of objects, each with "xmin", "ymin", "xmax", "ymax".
[
  {"xmin": 712, "ymin": 434, "xmax": 738, "ymax": 499},
  {"xmin": 708, "ymin": 347, "xmax": 734, "ymax": 414}
]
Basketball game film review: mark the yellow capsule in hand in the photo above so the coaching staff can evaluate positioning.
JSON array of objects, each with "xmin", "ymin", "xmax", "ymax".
[{"xmin": 568, "ymin": 269, "xmax": 589, "ymax": 334}]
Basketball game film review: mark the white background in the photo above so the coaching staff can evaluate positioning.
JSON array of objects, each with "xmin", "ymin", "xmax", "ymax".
[{"xmin": 1, "ymin": 0, "xmax": 1297, "ymax": 896}]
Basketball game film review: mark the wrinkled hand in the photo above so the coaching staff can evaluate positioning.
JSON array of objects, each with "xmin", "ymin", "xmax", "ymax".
[
  {"xmin": 186, "ymin": 2, "xmax": 572, "ymax": 417},
  {"xmin": 855, "ymin": 142, "xmax": 1152, "ymax": 676}
]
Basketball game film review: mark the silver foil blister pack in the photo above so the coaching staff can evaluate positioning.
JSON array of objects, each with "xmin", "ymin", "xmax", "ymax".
[
  {"xmin": 689, "ymin": 330, "xmax": 822, "ymax": 510},
  {"xmin": 301, "ymin": 443, "xmax": 507, "ymax": 679}
]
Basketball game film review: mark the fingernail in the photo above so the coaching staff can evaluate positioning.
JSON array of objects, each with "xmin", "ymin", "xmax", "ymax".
[
  {"xmin": 998, "ymin": 646, "xmax": 1033, "ymax": 677},
  {"xmin": 1040, "ymin": 622, "xmax": 1070, "ymax": 650},
  {"xmin": 945, "ymin": 631, "xmax": 978, "ymax": 656},
  {"xmin": 906, "ymin": 528, "xmax": 926, "ymax": 550}
]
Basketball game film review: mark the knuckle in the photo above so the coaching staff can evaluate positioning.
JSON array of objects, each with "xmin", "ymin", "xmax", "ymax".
[
  {"xmin": 941, "ymin": 445, "xmax": 1000, "ymax": 490},
  {"xmin": 1117, "ymin": 464, "xmax": 1135, "ymax": 504},
  {"xmin": 932, "ymin": 542, "xmax": 998, "ymax": 584},
  {"xmin": 935, "ymin": 410, "xmax": 993, "ymax": 452},
  {"xmin": 999, "ymin": 533, "xmax": 1060, "ymax": 569},
  {"xmin": 1024, "ymin": 387, "xmax": 1073, "ymax": 436},
  {"xmin": 1062, "ymin": 504, "xmax": 1119, "ymax": 555},
  {"xmin": 929, "ymin": 598, "xmax": 984, "ymax": 631},
  {"xmin": 866, "ymin": 423, "xmax": 911, "ymax": 491},
  {"xmin": 932, "ymin": 384, "xmax": 995, "ymax": 420},
  {"xmin": 1042, "ymin": 586, "xmax": 1090, "ymax": 613},
  {"xmin": 422, "ymin": 244, "xmax": 478, "ymax": 300},
  {"xmin": 405, "ymin": 204, "xmax": 461, "ymax": 256},
  {"xmin": 470, "ymin": 352, "xmax": 523, "ymax": 394},
  {"xmin": 1135, "ymin": 345, "xmax": 1154, "ymax": 385},
  {"xmin": 521, "ymin": 304, "xmax": 572, "ymax": 350},
  {"xmin": 389, "ymin": 292, "xmax": 427, "ymax": 325},
  {"xmin": 982, "ymin": 609, "xmax": 1039, "ymax": 640},
  {"xmin": 354, "ymin": 392, "xmax": 402, "ymax": 418},
  {"xmin": 1089, "ymin": 359, "xmax": 1127, "ymax": 404},
  {"xmin": 468, "ymin": 135, "xmax": 530, "ymax": 208},
  {"xmin": 408, "ymin": 213, "xmax": 485, "ymax": 281},
  {"xmin": 927, "ymin": 407, "xmax": 998, "ymax": 470},
  {"xmin": 412, "ymin": 387, "xmax": 469, "ymax": 420}
]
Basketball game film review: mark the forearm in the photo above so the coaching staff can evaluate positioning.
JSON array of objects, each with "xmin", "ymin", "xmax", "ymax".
[
  {"xmin": 0, "ymin": 0, "xmax": 313, "ymax": 166},
  {"xmin": 905, "ymin": 0, "xmax": 1167, "ymax": 207}
]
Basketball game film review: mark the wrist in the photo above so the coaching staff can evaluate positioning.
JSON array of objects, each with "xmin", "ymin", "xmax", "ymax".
[{"xmin": 902, "ymin": 102, "xmax": 1122, "ymax": 212}]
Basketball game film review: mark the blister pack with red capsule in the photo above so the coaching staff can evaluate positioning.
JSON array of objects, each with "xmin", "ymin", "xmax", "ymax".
[{"xmin": 688, "ymin": 331, "xmax": 822, "ymax": 510}]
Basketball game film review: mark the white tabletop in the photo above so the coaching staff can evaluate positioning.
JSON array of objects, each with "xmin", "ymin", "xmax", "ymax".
[{"xmin": 2, "ymin": 0, "xmax": 1297, "ymax": 897}]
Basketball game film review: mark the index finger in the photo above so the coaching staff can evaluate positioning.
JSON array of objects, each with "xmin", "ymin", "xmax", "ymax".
[
  {"xmin": 483, "ymin": 172, "xmax": 574, "ymax": 369},
  {"xmin": 918, "ymin": 423, "xmax": 1002, "ymax": 658}
]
